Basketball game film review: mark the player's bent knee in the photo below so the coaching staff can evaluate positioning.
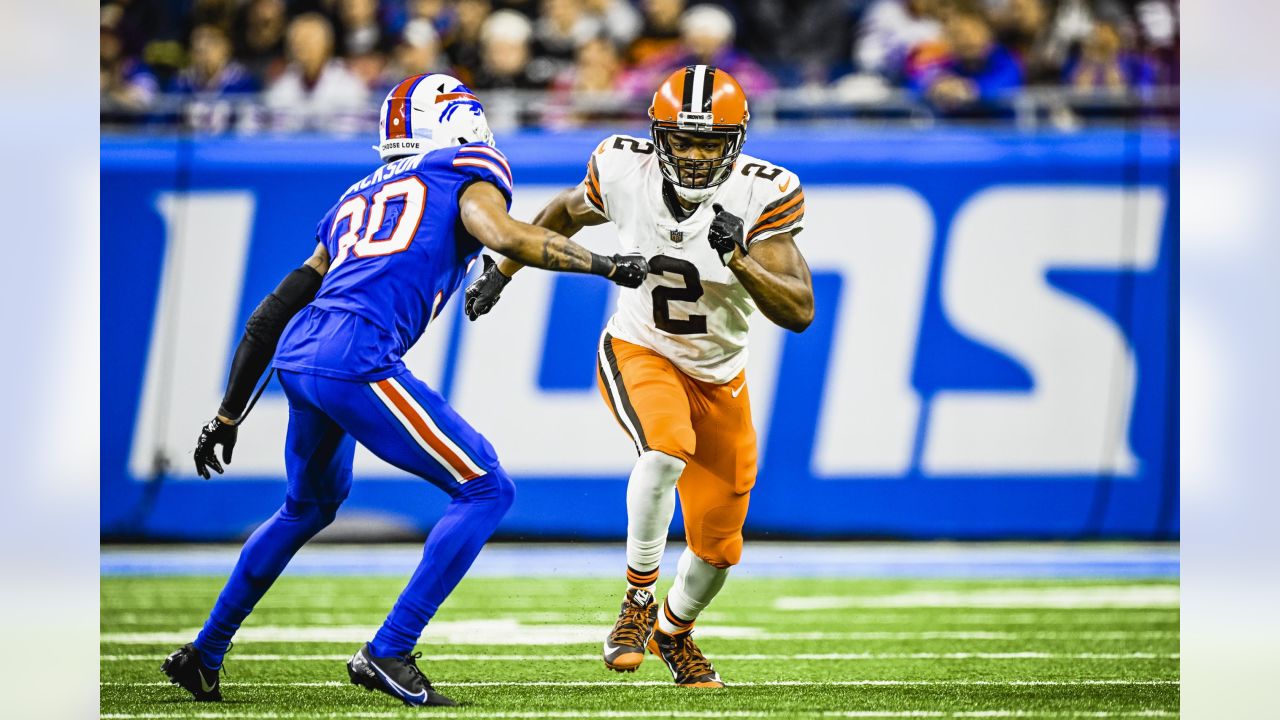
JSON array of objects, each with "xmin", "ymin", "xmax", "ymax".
[
  {"xmin": 647, "ymin": 428, "xmax": 696, "ymax": 464},
  {"xmin": 636, "ymin": 450, "xmax": 686, "ymax": 490},
  {"xmin": 646, "ymin": 450, "xmax": 687, "ymax": 473},
  {"xmin": 491, "ymin": 468, "xmax": 516, "ymax": 514},
  {"xmin": 693, "ymin": 535, "xmax": 743, "ymax": 569},
  {"xmin": 283, "ymin": 496, "xmax": 341, "ymax": 532},
  {"xmin": 688, "ymin": 502, "xmax": 748, "ymax": 568},
  {"xmin": 462, "ymin": 466, "xmax": 516, "ymax": 514},
  {"xmin": 687, "ymin": 527, "xmax": 743, "ymax": 569}
]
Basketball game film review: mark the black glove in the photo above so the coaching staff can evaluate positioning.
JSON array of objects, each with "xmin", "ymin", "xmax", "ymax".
[
  {"xmin": 464, "ymin": 255, "xmax": 511, "ymax": 321},
  {"xmin": 606, "ymin": 253, "xmax": 649, "ymax": 288},
  {"xmin": 708, "ymin": 203, "xmax": 747, "ymax": 265},
  {"xmin": 194, "ymin": 417, "xmax": 238, "ymax": 479}
]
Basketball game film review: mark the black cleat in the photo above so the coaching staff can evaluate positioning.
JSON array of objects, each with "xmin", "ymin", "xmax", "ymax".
[
  {"xmin": 648, "ymin": 627, "xmax": 725, "ymax": 688},
  {"xmin": 602, "ymin": 587, "xmax": 658, "ymax": 672},
  {"xmin": 161, "ymin": 643, "xmax": 223, "ymax": 701},
  {"xmin": 347, "ymin": 643, "xmax": 457, "ymax": 707}
]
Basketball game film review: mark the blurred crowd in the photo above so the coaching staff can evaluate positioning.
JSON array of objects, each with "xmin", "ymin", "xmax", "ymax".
[{"xmin": 101, "ymin": 0, "xmax": 1180, "ymax": 131}]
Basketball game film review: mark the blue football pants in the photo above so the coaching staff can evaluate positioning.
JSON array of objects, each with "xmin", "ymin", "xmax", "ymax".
[{"xmin": 193, "ymin": 369, "xmax": 515, "ymax": 667}]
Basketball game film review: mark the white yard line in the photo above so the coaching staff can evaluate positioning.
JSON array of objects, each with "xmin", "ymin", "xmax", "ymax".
[
  {"xmin": 101, "ymin": 652, "xmax": 1179, "ymax": 662},
  {"xmin": 99, "ymin": 625, "xmax": 1176, "ymax": 645},
  {"xmin": 99, "ymin": 712, "xmax": 1178, "ymax": 720},
  {"xmin": 776, "ymin": 587, "xmax": 1179, "ymax": 611},
  {"xmin": 102, "ymin": 679, "xmax": 1179, "ymax": 688},
  {"xmin": 100, "ymin": 611, "xmax": 1178, "ymax": 626},
  {"xmin": 725, "ymin": 631, "xmax": 1177, "ymax": 640}
]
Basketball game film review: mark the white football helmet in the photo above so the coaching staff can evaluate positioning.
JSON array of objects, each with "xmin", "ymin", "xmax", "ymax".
[{"xmin": 376, "ymin": 73, "xmax": 495, "ymax": 162}]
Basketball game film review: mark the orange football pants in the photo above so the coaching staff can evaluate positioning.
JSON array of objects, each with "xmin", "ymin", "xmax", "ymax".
[{"xmin": 596, "ymin": 332, "xmax": 757, "ymax": 568}]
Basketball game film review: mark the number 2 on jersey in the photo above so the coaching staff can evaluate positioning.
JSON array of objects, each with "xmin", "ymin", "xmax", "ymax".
[
  {"xmin": 649, "ymin": 255, "xmax": 707, "ymax": 335},
  {"xmin": 329, "ymin": 177, "xmax": 428, "ymax": 271}
]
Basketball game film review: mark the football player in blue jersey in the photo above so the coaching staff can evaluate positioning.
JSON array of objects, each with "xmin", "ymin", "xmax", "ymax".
[{"xmin": 161, "ymin": 74, "xmax": 648, "ymax": 707}]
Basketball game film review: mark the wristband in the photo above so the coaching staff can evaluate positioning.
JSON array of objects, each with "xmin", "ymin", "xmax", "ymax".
[{"xmin": 589, "ymin": 253, "xmax": 616, "ymax": 278}]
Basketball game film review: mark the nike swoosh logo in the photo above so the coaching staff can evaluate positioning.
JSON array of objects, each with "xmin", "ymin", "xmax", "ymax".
[
  {"xmin": 730, "ymin": 382, "xmax": 747, "ymax": 398},
  {"xmin": 604, "ymin": 641, "xmax": 628, "ymax": 655},
  {"xmin": 370, "ymin": 658, "xmax": 428, "ymax": 703},
  {"xmin": 777, "ymin": 178, "xmax": 791, "ymax": 193},
  {"xmin": 199, "ymin": 670, "xmax": 217, "ymax": 693}
]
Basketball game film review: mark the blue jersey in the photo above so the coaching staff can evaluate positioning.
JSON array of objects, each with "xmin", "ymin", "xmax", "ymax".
[{"xmin": 274, "ymin": 143, "xmax": 514, "ymax": 381}]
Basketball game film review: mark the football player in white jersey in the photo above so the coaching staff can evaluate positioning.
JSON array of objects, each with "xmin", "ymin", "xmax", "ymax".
[{"xmin": 464, "ymin": 65, "xmax": 814, "ymax": 687}]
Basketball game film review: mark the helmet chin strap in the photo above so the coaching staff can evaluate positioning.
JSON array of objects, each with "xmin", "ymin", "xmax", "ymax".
[{"xmin": 671, "ymin": 183, "xmax": 717, "ymax": 204}]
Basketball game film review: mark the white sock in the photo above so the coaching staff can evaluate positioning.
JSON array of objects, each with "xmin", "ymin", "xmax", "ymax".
[
  {"xmin": 625, "ymin": 451, "xmax": 685, "ymax": 585},
  {"xmin": 658, "ymin": 547, "xmax": 729, "ymax": 633}
]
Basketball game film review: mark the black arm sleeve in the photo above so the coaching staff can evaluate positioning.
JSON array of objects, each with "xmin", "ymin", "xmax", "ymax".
[{"xmin": 218, "ymin": 265, "xmax": 323, "ymax": 420}]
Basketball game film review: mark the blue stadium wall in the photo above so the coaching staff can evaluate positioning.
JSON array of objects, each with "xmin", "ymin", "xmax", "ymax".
[{"xmin": 101, "ymin": 128, "xmax": 1179, "ymax": 541}]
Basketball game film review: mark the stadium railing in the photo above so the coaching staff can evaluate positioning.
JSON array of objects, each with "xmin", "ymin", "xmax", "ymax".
[{"xmin": 100, "ymin": 85, "xmax": 1180, "ymax": 135}]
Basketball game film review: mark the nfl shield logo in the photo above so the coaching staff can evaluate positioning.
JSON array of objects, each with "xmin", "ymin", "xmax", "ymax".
[{"xmin": 669, "ymin": 229, "xmax": 684, "ymax": 244}]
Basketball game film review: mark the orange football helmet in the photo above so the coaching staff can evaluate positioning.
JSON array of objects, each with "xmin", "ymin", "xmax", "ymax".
[{"xmin": 648, "ymin": 64, "xmax": 750, "ymax": 196}]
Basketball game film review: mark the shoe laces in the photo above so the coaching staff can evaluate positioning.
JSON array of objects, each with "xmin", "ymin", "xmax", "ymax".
[
  {"xmin": 610, "ymin": 601, "xmax": 653, "ymax": 647},
  {"xmin": 402, "ymin": 651, "xmax": 431, "ymax": 689},
  {"xmin": 668, "ymin": 632, "xmax": 715, "ymax": 678}
]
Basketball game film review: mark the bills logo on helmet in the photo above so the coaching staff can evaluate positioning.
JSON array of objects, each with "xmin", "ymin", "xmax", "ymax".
[{"xmin": 437, "ymin": 90, "xmax": 481, "ymax": 121}]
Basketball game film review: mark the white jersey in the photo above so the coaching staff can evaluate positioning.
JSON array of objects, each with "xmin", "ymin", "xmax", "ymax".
[{"xmin": 584, "ymin": 134, "xmax": 806, "ymax": 384}]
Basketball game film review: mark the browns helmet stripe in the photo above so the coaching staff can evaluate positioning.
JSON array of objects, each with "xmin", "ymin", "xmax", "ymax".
[
  {"xmin": 689, "ymin": 64, "xmax": 704, "ymax": 112},
  {"xmin": 699, "ymin": 66, "xmax": 716, "ymax": 112},
  {"xmin": 684, "ymin": 65, "xmax": 717, "ymax": 115},
  {"xmin": 680, "ymin": 66, "xmax": 696, "ymax": 112}
]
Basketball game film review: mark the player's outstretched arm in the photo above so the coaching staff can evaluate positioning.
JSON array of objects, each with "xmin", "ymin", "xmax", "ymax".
[
  {"xmin": 707, "ymin": 205, "xmax": 814, "ymax": 332},
  {"xmin": 464, "ymin": 181, "xmax": 611, "ymax": 320},
  {"xmin": 459, "ymin": 180, "xmax": 642, "ymax": 284},
  {"xmin": 493, "ymin": 181, "xmax": 609, "ymax": 277},
  {"xmin": 193, "ymin": 242, "xmax": 329, "ymax": 478}
]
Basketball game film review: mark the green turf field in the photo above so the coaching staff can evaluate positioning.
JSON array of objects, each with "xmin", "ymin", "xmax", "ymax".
[{"xmin": 101, "ymin": 575, "xmax": 1178, "ymax": 718}]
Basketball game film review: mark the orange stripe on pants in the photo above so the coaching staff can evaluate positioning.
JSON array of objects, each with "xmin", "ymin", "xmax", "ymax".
[{"xmin": 376, "ymin": 379, "xmax": 481, "ymax": 481}]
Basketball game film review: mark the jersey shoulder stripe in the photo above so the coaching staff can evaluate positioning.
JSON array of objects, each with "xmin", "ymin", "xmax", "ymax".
[
  {"xmin": 585, "ymin": 154, "xmax": 605, "ymax": 213},
  {"xmin": 746, "ymin": 165, "xmax": 805, "ymax": 242},
  {"xmin": 457, "ymin": 144, "xmax": 512, "ymax": 179},
  {"xmin": 454, "ymin": 144, "xmax": 513, "ymax": 190},
  {"xmin": 748, "ymin": 185, "xmax": 804, "ymax": 242},
  {"xmin": 757, "ymin": 184, "xmax": 803, "ymax": 221}
]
